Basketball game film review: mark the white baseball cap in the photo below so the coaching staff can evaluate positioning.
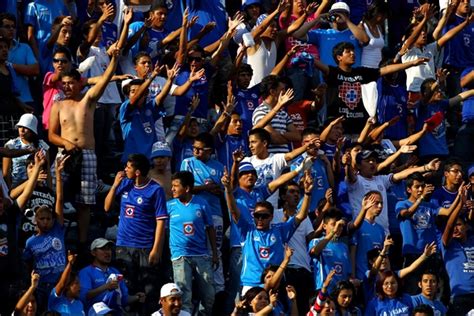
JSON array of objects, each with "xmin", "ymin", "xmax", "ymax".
[
  {"xmin": 160, "ymin": 283, "xmax": 182, "ymax": 298},
  {"xmin": 15, "ymin": 113, "xmax": 38, "ymax": 135},
  {"xmin": 329, "ymin": 2, "xmax": 350, "ymax": 14}
]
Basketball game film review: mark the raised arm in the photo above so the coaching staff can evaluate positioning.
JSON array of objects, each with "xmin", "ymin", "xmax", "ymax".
[
  {"xmin": 16, "ymin": 151, "xmax": 45, "ymax": 210},
  {"xmin": 104, "ymin": 171, "xmax": 124, "ymax": 212},
  {"xmin": 310, "ymin": 219, "xmax": 344, "ymax": 256},
  {"xmin": 368, "ymin": 236, "xmax": 393, "ymax": 278},
  {"xmin": 343, "ymin": 152, "xmax": 357, "ymax": 184},
  {"xmin": 54, "ymin": 251, "xmax": 76, "ymax": 296},
  {"xmin": 348, "ymin": 194, "xmax": 377, "ymax": 232},
  {"xmin": 335, "ymin": 12, "xmax": 369, "ymax": 44},
  {"xmin": 172, "ymin": 68, "xmax": 205, "ymax": 96},
  {"xmin": 268, "ymin": 158, "xmax": 312, "ymax": 194},
  {"xmin": 399, "ymin": 184, "xmax": 433, "ymax": 218},
  {"xmin": 392, "ymin": 158, "xmax": 440, "ymax": 182},
  {"xmin": 251, "ymin": 0, "xmax": 290, "ymax": 43},
  {"xmin": 433, "ymin": 0, "xmax": 459, "ymax": 40},
  {"xmin": 115, "ymin": 8, "xmax": 133, "ymax": 55},
  {"xmin": 155, "ymin": 63, "xmax": 180, "ymax": 106},
  {"xmin": 176, "ymin": 8, "xmax": 190, "ymax": 65},
  {"xmin": 85, "ymin": 47, "xmax": 120, "ymax": 102},
  {"xmin": 270, "ymin": 45, "xmax": 303, "ymax": 75},
  {"xmin": 295, "ymin": 170, "xmax": 313, "ymax": 225},
  {"xmin": 401, "ymin": 4, "xmax": 434, "ymax": 52},
  {"xmin": 222, "ymin": 167, "xmax": 240, "ymax": 223},
  {"xmin": 437, "ymin": 13, "xmax": 473, "ymax": 48},
  {"xmin": 54, "ymin": 155, "xmax": 68, "ymax": 226},
  {"xmin": 442, "ymin": 185, "xmax": 465, "ymax": 246},
  {"xmin": 78, "ymin": 4, "xmax": 114, "ymax": 58},
  {"xmin": 399, "ymin": 242, "xmax": 436, "ymax": 278},
  {"xmin": 15, "ymin": 272, "xmax": 39, "ymax": 313},
  {"xmin": 379, "ymin": 58, "xmax": 429, "ymax": 76},
  {"xmin": 210, "ymin": 87, "xmax": 236, "ymax": 136},
  {"xmin": 320, "ymin": 116, "xmax": 344, "ymax": 142},
  {"xmin": 47, "ymin": 16, "xmax": 74, "ymax": 49},
  {"xmin": 377, "ymin": 145, "xmax": 417, "ymax": 172},
  {"xmin": 284, "ymin": 136, "xmax": 319, "ymax": 162},
  {"xmin": 252, "ymin": 88, "xmax": 294, "ymax": 129},
  {"xmin": 264, "ymin": 246, "xmax": 294, "ymax": 290},
  {"xmin": 176, "ymin": 95, "xmax": 199, "ymax": 141}
]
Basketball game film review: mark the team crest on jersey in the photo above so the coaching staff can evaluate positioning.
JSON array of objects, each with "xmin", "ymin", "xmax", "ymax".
[
  {"xmin": 270, "ymin": 235, "xmax": 276, "ymax": 243},
  {"xmin": 334, "ymin": 262, "xmax": 343, "ymax": 275},
  {"xmin": 259, "ymin": 247, "xmax": 270, "ymax": 259},
  {"xmin": 338, "ymin": 82, "xmax": 361, "ymax": 110},
  {"xmin": 247, "ymin": 101, "xmax": 255, "ymax": 110},
  {"xmin": 183, "ymin": 223, "xmax": 195, "ymax": 236},
  {"xmin": 137, "ymin": 197, "xmax": 143, "ymax": 204},
  {"xmin": 196, "ymin": 210, "xmax": 202, "ymax": 217},
  {"xmin": 210, "ymin": 169, "xmax": 216, "ymax": 176},
  {"xmin": 52, "ymin": 237, "xmax": 63, "ymax": 251},
  {"xmin": 125, "ymin": 205, "xmax": 135, "ymax": 218}
]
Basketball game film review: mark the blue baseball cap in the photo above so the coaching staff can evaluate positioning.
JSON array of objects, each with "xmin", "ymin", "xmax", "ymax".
[
  {"xmin": 242, "ymin": 0, "xmax": 262, "ymax": 10},
  {"xmin": 150, "ymin": 142, "xmax": 172, "ymax": 159},
  {"xmin": 239, "ymin": 162, "xmax": 256, "ymax": 174}
]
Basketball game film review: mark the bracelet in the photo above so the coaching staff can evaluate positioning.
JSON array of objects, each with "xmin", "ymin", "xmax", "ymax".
[
  {"xmin": 423, "ymin": 164, "xmax": 428, "ymax": 172},
  {"xmin": 304, "ymin": 192, "xmax": 312, "ymax": 196},
  {"xmin": 267, "ymin": 304, "xmax": 274, "ymax": 311}
]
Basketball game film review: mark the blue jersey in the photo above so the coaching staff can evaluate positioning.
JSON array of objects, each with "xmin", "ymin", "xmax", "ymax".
[
  {"xmin": 291, "ymin": 155, "xmax": 330, "ymax": 211},
  {"xmin": 235, "ymin": 86, "xmax": 260, "ymax": 136},
  {"xmin": 461, "ymin": 67, "xmax": 474, "ymax": 123},
  {"xmin": 230, "ymin": 186, "xmax": 272, "ymax": 247},
  {"xmin": 180, "ymin": 157, "xmax": 224, "ymax": 217},
  {"xmin": 431, "ymin": 187, "xmax": 457, "ymax": 209},
  {"xmin": 48, "ymin": 288, "xmax": 85, "ymax": 315},
  {"xmin": 174, "ymin": 67, "xmax": 212, "ymax": 118},
  {"xmin": 8, "ymin": 40, "xmax": 37, "ymax": 103},
  {"xmin": 396, "ymin": 200, "xmax": 439, "ymax": 255},
  {"xmin": 127, "ymin": 22, "xmax": 170, "ymax": 63},
  {"xmin": 411, "ymin": 294, "xmax": 447, "ymax": 316},
  {"xmin": 78, "ymin": 265, "xmax": 129, "ymax": 312},
  {"xmin": 350, "ymin": 220, "xmax": 385, "ymax": 280},
  {"xmin": 239, "ymin": 216, "xmax": 298, "ymax": 287},
  {"xmin": 101, "ymin": 21, "xmax": 118, "ymax": 48},
  {"xmin": 308, "ymin": 237, "xmax": 351, "ymax": 290},
  {"xmin": 167, "ymin": 195, "xmax": 214, "ymax": 260},
  {"xmin": 24, "ymin": 0, "xmax": 68, "ymax": 44},
  {"xmin": 115, "ymin": 178, "xmax": 168, "ymax": 248},
  {"xmin": 172, "ymin": 138, "xmax": 193, "ymax": 173},
  {"xmin": 441, "ymin": 234, "xmax": 474, "ymax": 296},
  {"xmin": 215, "ymin": 134, "xmax": 248, "ymax": 171},
  {"xmin": 377, "ymin": 78, "xmax": 408, "ymax": 140},
  {"xmin": 366, "ymin": 294, "xmax": 413, "ymax": 316},
  {"xmin": 443, "ymin": 15, "xmax": 474, "ymax": 68},
  {"xmin": 416, "ymin": 100, "xmax": 449, "ymax": 157},
  {"xmin": 120, "ymin": 99, "xmax": 164, "ymax": 163},
  {"xmin": 23, "ymin": 221, "xmax": 66, "ymax": 283}
]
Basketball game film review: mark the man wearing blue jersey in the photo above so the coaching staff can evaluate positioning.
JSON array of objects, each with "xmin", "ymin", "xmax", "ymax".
[
  {"xmin": 411, "ymin": 270, "xmax": 447, "ymax": 316},
  {"xmin": 104, "ymin": 153, "xmax": 168, "ymax": 313},
  {"xmin": 223, "ymin": 165, "xmax": 313, "ymax": 293},
  {"xmin": 167, "ymin": 171, "xmax": 217, "ymax": 315}
]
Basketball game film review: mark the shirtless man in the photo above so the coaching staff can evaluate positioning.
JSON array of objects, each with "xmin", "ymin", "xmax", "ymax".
[{"xmin": 48, "ymin": 47, "xmax": 120, "ymax": 248}]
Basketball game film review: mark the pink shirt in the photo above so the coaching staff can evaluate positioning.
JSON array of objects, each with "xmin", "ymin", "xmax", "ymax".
[{"xmin": 42, "ymin": 72, "xmax": 63, "ymax": 130}]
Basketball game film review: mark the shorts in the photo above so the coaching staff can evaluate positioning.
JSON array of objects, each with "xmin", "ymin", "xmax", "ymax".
[{"xmin": 52, "ymin": 149, "xmax": 97, "ymax": 205}]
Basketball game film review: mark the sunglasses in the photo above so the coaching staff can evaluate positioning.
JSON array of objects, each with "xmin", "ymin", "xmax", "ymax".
[
  {"xmin": 53, "ymin": 58, "xmax": 69, "ymax": 64},
  {"xmin": 188, "ymin": 56, "xmax": 203, "ymax": 62},
  {"xmin": 254, "ymin": 213, "xmax": 271, "ymax": 220}
]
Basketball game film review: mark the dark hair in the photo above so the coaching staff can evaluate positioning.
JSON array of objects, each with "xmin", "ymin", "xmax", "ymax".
[
  {"xmin": 240, "ymin": 287, "xmax": 267, "ymax": 313},
  {"xmin": 127, "ymin": 153, "xmax": 151, "ymax": 175},
  {"xmin": 443, "ymin": 158, "xmax": 462, "ymax": 172},
  {"xmin": 0, "ymin": 13, "xmax": 16, "ymax": 26},
  {"xmin": 260, "ymin": 265, "xmax": 279, "ymax": 284},
  {"xmin": 420, "ymin": 269, "xmax": 439, "ymax": 282},
  {"xmin": 60, "ymin": 68, "xmax": 81, "ymax": 82},
  {"xmin": 323, "ymin": 207, "xmax": 343, "ymax": 223},
  {"xmin": 364, "ymin": 190, "xmax": 382, "ymax": 199},
  {"xmin": 411, "ymin": 304, "xmax": 434, "ymax": 316},
  {"xmin": 255, "ymin": 200, "xmax": 274, "ymax": 215},
  {"xmin": 249, "ymin": 128, "xmax": 271, "ymax": 146},
  {"xmin": 150, "ymin": 3, "xmax": 168, "ymax": 12},
  {"xmin": 188, "ymin": 44, "xmax": 205, "ymax": 56},
  {"xmin": 362, "ymin": 0, "xmax": 389, "ymax": 22},
  {"xmin": 133, "ymin": 51, "xmax": 152, "ymax": 65},
  {"xmin": 171, "ymin": 171, "xmax": 195, "ymax": 190},
  {"xmin": 376, "ymin": 270, "xmax": 402, "ymax": 299},
  {"xmin": 302, "ymin": 127, "xmax": 320, "ymax": 139},
  {"xmin": 194, "ymin": 132, "xmax": 214, "ymax": 150},
  {"xmin": 0, "ymin": 37, "xmax": 8, "ymax": 46},
  {"xmin": 280, "ymin": 181, "xmax": 300, "ymax": 197},
  {"xmin": 331, "ymin": 280, "xmax": 356, "ymax": 310},
  {"xmin": 238, "ymin": 63, "xmax": 253, "ymax": 76},
  {"xmin": 52, "ymin": 15, "xmax": 68, "ymax": 28},
  {"xmin": 123, "ymin": 78, "xmax": 145, "ymax": 95},
  {"xmin": 260, "ymin": 75, "xmax": 282, "ymax": 99},
  {"xmin": 82, "ymin": 19, "xmax": 99, "ymax": 39},
  {"xmin": 332, "ymin": 42, "xmax": 355, "ymax": 64},
  {"xmin": 53, "ymin": 46, "xmax": 72, "ymax": 62},
  {"xmin": 420, "ymin": 77, "xmax": 437, "ymax": 99},
  {"xmin": 406, "ymin": 172, "xmax": 425, "ymax": 190}
]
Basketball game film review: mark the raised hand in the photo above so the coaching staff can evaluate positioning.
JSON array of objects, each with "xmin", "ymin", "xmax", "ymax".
[
  {"xmin": 203, "ymin": 22, "xmax": 217, "ymax": 33},
  {"xmin": 182, "ymin": 7, "xmax": 190, "ymax": 26},
  {"xmin": 325, "ymin": 188, "xmax": 334, "ymax": 205},
  {"xmin": 277, "ymin": 0, "xmax": 291, "ymax": 13},
  {"xmin": 190, "ymin": 68, "xmax": 205, "ymax": 82},
  {"xmin": 228, "ymin": 12, "xmax": 245, "ymax": 31},
  {"xmin": 188, "ymin": 15, "xmax": 199, "ymax": 29},
  {"xmin": 34, "ymin": 150, "xmax": 47, "ymax": 167},
  {"xmin": 221, "ymin": 166, "xmax": 231, "ymax": 189},
  {"xmin": 341, "ymin": 152, "xmax": 351, "ymax": 166},
  {"xmin": 232, "ymin": 147, "xmax": 246, "ymax": 164},
  {"xmin": 56, "ymin": 155, "xmax": 70, "ymax": 174},
  {"xmin": 323, "ymin": 269, "xmax": 336, "ymax": 289},
  {"xmin": 426, "ymin": 158, "xmax": 441, "ymax": 172},
  {"xmin": 61, "ymin": 16, "xmax": 73, "ymax": 27},
  {"xmin": 303, "ymin": 169, "xmax": 314, "ymax": 193},
  {"xmin": 99, "ymin": 3, "xmax": 115, "ymax": 23},
  {"xmin": 423, "ymin": 241, "xmax": 437, "ymax": 257},
  {"xmin": 166, "ymin": 62, "xmax": 180, "ymax": 80},
  {"xmin": 362, "ymin": 194, "xmax": 378, "ymax": 211},
  {"xmin": 113, "ymin": 171, "xmax": 125, "ymax": 187},
  {"xmin": 151, "ymin": 61, "xmax": 164, "ymax": 77},
  {"xmin": 289, "ymin": 44, "xmax": 305, "ymax": 56},
  {"xmin": 305, "ymin": 2, "xmax": 319, "ymax": 15},
  {"xmin": 422, "ymin": 184, "xmax": 435, "ymax": 199},
  {"xmin": 67, "ymin": 250, "xmax": 77, "ymax": 265},
  {"xmin": 383, "ymin": 235, "xmax": 394, "ymax": 251},
  {"xmin": 189, "ymin": 94, "xmax": 200, "ymax": 113},
  {"xmin": 399, "ymin": 145, "xmax": 417, "ymax": 154},
  {"xmin": 277, "ymin": 88, "xmax": 295, "ymax": 106},
  {"xmin": 123, "ymin": 7, "xmax": 133, "ymax": 25},
  {"xmin": 286, "ymin": 285, "xmax": 297, "ymax": 300},
  {"xmin": 31, "ymin": 270, "xmax": 40, "ymax": 289}
]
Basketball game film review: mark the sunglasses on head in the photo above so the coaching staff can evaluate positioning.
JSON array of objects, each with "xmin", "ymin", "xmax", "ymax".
[{"xmin": 254, "ymin": 212, "xmax": 271, "ymax": 220}]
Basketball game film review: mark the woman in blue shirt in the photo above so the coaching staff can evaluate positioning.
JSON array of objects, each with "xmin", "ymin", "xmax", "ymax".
[{"xmin": 366, "ymin": 271, "xmax": 413, "ymax": 316}]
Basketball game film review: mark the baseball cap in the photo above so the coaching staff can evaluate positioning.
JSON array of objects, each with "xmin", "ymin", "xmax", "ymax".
[
  {"xmin": 121, "ymin": 78, "xmax": 143, "ymax": 94},
  {"xmin": 16, "ymin": 113, "xmax": 38, "ymax": 135},
  {"xmin": 150, "ymin": 141, "xmax": 172, "ymax": 159},
  {"xmin": 90, "ymin": 238, "xmax": 114, "ymax": 251},
  {"xmin": 356, "ymin": 150, "xmax": 378, "ymax": 164},
  {"xmin": 160, "ymin": 283, "xmax": 182, "ymax": 298},
  {"xmin": 88, "ymin": 302, "xmax": 113, "ymax": 316},
  {"xmin": 238, "ymin": 162, "xmax": 256, "ymax": 174},
  {"xmin": 468, "ymin": 165, "xmax": 474, "ymax": 177},
  {"xmin": 329, "ymin": 2, "xmax": 350, "ymax": 14},
  {"xmin": 242, "ymin": 0, "xmax": 262, "ymax": 10}
]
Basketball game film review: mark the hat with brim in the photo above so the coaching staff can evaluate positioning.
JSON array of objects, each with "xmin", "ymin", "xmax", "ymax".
[
  {"xmin": 16, "ymin": 113, "xmax": 38, "ymax": 135},
  {"xmin": 90, "ymin": 238, "xmax": 114, "ymax": 251},
  {"xmin": 356, "ymin": 150, "xmax": 378, "ymax": 164}
]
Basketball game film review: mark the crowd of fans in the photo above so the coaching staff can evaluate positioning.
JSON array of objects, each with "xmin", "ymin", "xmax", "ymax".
[{"xmin": 1, "ymin": 0, "xmax": 474, "ymax": 315}]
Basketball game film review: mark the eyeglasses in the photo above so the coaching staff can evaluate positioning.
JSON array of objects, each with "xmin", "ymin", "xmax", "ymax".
[
  {"xmin": 53, "ymin": 58, "xmax": 69, "ymax": 64},
  {"xmin": 188, "ymin": 56, "xmax": 203, "ymax": 62},
  {"xmin": 254, "ymin": 213, "xmax": 271, "ymax": 220},
  {"xmin": 193, "ymin": 146, "xmax": 211, "ymax": 152}
]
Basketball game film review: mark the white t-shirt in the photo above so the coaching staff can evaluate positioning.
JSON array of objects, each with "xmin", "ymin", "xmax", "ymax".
[
  {"xmin": 243, "ymin": 153, "xmax": 287, "ymax": 207},
  {"xmin": 272, "ymin": 209, "xmax": 313, "ymax": 271},
  {"xmin": 347, "ymin": 174, "xmax": 394, "ymax": 233},
  {"xmin": 151, "ymin": 309, "xmax": 191, "ymax": 316},
  {"xmin": 402, "ymin": 42, "xmax": 439, "ymax": 92}
]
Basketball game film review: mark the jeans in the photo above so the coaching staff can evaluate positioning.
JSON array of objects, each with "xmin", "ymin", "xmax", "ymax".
[
  {"xmin": 224, "ymin": 247, "xmax": 242, "ymax": 315},
  {"xmin": 212, "ymin": 215, "xmax": 225, "ymax": 293},
  {"xmin": 172, "ymin": 256, "xmax": 215, "ymax": 315}
]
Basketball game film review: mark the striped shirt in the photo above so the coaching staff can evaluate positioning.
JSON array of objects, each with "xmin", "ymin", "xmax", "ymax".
[{"xmin": 252, "ymin": 102, "xmax": 293, "ymax": 153}]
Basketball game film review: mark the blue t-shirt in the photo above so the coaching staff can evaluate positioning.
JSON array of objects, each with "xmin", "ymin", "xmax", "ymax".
[
  {"xmin": 366, "ymin": 294, "xmax": 413, "ymax": 316},
  {"xmin": 230, "ymin": 186, "xmax": 272, "ymax": 248},
  {"xmin": 174, "ymin": 66, "xmax": 212, "ymax": 118},
  {"xmin": 101, "ymin": 21, "xmax": 118, "ymax": 48},
  {"xmin": 215, "ymin": 134, "xmax": 248, "ymax": 171},
  {"xmin": 235, "ymin": 86, "xmax": 260, "ymax": 136},
  {"xmin": 115, "ymin": 178, "xmax": 168, "ymax": 248},
  {"xmin": 416, "ymin": 100, "xmax": 449, "ymax": 157},
  {"xmin": 376, "ymin": 78, "xmax": 408, "ymax": 140},
  {"xmin": 172, "ymin": 137, "xmax": 194, "ymax": 173},
  {"xmin": 23, "ymin": 221, "xmax": 66, "ymax": 283},
  {"xmin": 8, "ymin": 40, "xmax": 37, "ymax": 103},
  {"xmin": 308, "ymin": 237, "xmax": 351, "ymax": 290},
  {"xmin": 307, "ymin": 28, "xmax": 362, "ymax": 67},
  {"xmin": 460, "ymin": 67, "xmax": 474, "ymax": 123},
  {"xmin": 48, "ymin": 288, "xmax": 85, "ymax": 315},
  {"xmin": 441, "ymin": 234, "xmax": 474, "ymax": 296},
  {"xmin": 442, "ymin": 15, "xmax": 474, "ymax": 68},
  {"xmin": 127, "ymin": 22, "xmax": 170, "ymax": 63},
  {"xmin": 120, "ymin": 99, "xmax": 164, "ymax": 163},
  {"xmin": 396, "ymin": 200, "xmax": 440, "ymax": 255},
  {"xmin": 350, "ymin": 219, "xmax": 385, "ymax": 280},
  {"xmin": 166, "ymin": 195, "xmax": 214, "ymax": 260},
  {"xmin": 431, "ymin": 187, "xmax": 457, "ymax": 209},
  {"xmin": 239, "ymin": 217, "xmax": 298, "ymax": 287},
  {"xmin": 180, "ymin": 157, "xmax": 224, "ymax": 217},
  {"xmin": 411, "ymin": 294, "xmax": 447, "ymax": 316},
  {"xmin": 186, "ymin": 0, "xmax": 227, "ymax": 48},
  {"xmin": 291, "ymin": 155, "xmax": 330, "ymax": 211},
  {"xmin": 78, "ymin": 265, "xmax": 129, "ymax": 313}
]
